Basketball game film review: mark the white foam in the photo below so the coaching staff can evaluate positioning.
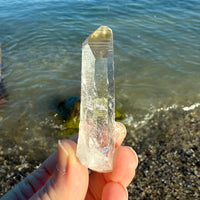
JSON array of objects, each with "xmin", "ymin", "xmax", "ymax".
[
  {"xmin": 123, "ymin": 103, "xmax": 200, "ymax": 129},
  {"xmin": 182, "ymin": 103, "xmax": 200, "ymax": 111}
]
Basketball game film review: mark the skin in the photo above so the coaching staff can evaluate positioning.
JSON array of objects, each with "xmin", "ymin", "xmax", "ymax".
[{"xmin": 2, "ymin": 122, "xmax": 138, "ymax": 200}]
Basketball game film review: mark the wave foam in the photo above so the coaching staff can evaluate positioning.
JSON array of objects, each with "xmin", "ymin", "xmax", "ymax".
[{"xmin": 123, "ymin": 103, "xmax": 200, "ymax": 129}]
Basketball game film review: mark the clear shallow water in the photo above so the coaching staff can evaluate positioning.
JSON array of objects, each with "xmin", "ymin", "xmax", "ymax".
[{"xmin": 0, "ymin": 0, "xmax": 200, "ymax": 155}]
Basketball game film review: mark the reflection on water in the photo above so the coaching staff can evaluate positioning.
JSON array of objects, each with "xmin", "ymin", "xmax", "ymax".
[{"xmin": 0, "ymin": 0, "xmax": 200, "ymax": 157}]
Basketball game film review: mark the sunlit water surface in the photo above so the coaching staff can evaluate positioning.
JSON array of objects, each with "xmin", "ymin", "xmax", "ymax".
[{"xmin": 0, "ymin": 0, "xmax": 200, "ymax": 157}]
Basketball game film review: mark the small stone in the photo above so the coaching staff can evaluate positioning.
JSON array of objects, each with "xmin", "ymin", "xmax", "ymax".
[
  {"xmin": 196, "ymin": 160, "xmax": 200, "ymax": 167},
  {"xmin": 184, "ymin": 149, "xmax": 194, "ymax": 158}
]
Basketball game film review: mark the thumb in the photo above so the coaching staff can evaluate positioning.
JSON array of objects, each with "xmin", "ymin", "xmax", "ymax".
[{"xmin": 30, "ymin": 140, "xmax": 89, "ymax": 200}]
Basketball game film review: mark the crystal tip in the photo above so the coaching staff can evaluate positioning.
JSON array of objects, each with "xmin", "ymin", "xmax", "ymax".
[{"xmin": 89, "ymin": 26, "xmax": 112, "ymax": 42}]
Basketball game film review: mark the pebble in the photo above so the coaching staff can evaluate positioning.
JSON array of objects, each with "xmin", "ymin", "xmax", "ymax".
[{"xmin": 125, "ymin": 107, "xmax": 200, "ymax": 200}]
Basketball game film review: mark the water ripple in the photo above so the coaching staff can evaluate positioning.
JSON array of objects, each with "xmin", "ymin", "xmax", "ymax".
[{"xmin": 0, "ymin": 0, "xmax": 200, "ymax": 144}]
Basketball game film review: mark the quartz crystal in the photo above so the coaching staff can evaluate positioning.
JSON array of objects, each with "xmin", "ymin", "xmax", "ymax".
[{"xmin": 76, "ymin": 26, "xmax": 115, "ymax": 172}]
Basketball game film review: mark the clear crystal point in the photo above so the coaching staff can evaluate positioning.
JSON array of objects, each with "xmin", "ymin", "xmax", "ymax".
[{"xmin": 76, "ymin": 26, "xmax": 115, "ymax": 172}]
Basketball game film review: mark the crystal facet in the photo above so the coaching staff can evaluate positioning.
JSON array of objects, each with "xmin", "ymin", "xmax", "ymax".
[{"xmin": 76, "ymin": 26, "xmax": 115, "ymax": 172}]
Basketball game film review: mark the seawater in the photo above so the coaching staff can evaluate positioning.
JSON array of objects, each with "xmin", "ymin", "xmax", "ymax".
[{"xmin": 0, "ymin": 0, "xmax": 200, "ymax": 155}]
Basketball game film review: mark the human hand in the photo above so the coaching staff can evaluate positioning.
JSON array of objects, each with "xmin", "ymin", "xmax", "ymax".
[{"xmin": 2, "ymin": 122, "xmax": 138, "ymax": 200}]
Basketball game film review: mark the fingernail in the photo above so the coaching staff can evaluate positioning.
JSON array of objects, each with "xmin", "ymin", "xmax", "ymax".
[
  {"xmin": 114, "ymin": 122, "xmax": 127, "ymax": 147},
  {"xmin": 57, "ymin": 140, "xmax": 69, "ymax": 175},
  {"xmin": 115, "ymin": 122, "xmax": 126, "ymax": 137}
]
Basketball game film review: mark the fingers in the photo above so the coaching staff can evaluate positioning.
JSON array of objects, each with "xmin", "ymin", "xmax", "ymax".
[
  {"xmin": 104, "ymin": 146, "xmax": 138, "ymax": 187},
  {"xmin": 87, "ymin": 146, "xmax": 138, "ymax": 199},
  {"xmin": 105, "ymin": 122, "xmax": 137, "ymax": 187},
  {"xmin": 86, "ymin": 172, "xmax": 107, "ymax": 199},
  {"xmin": 23, "ymin": 151, "xmax": 57, "ymax": 194},
  {"xmin": 30, "ymin": 140, "xmax": 89, "ymax": 200},
  {"xmin": 1, "ymin": 152, "xmax": 57, "ymax": 200},
  {"xmin": 85, "ymin": 122, "xmax": 136, "ymax": 199},
  {"xmin": 53, "ymin": 140, "xmax": 89, "ymax": 199},
  {"xmin": 102, "ymin": 182, "xmax": 128, "ymax": 200}
]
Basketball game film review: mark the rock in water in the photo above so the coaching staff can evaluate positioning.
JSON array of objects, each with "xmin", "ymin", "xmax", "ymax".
[{"xmin": 77, "ymin": 26, "xmax": 115, "ymax": 172}]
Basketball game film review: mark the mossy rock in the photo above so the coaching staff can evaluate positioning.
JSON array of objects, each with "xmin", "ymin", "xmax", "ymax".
[{"xmin": 59, "ymin": 96, "xmax": 125, "ymax": 136}]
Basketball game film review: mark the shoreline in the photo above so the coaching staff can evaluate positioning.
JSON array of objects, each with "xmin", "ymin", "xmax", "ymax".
[{"xmin": 0, "ymin": 106, "xmax": 200, "ymax": 199}]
